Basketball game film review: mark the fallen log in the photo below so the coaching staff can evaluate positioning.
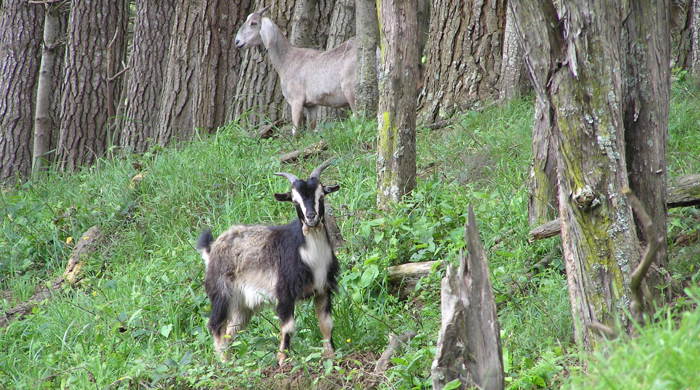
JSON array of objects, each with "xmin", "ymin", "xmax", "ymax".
[
  {"xmin": 529, "ymin": 174, "xmax": 700, "ymax": 241},
  {"xmin": 387, "ymin": 261, "xmax": 437, "ymax": 299},
  {"xmin": 1, "ymin": 226, "xmax": 102, "ymax": 327},
  {"xmin": 279, "ymin": 140, "xmax": 328, "ymax": 164},
  {"xmin": 431, "ymin": 206, "xmax": 504, "ymax": 390}
]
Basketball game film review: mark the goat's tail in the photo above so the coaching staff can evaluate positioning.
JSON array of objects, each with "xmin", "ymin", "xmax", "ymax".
[{"xmin": 197, "ymin": 228, "xmax": 214, "ymax": 267}]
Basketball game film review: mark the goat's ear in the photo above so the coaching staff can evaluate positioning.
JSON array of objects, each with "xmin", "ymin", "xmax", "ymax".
[
  {"xmin": 274, "ymin": 192, "xmax": 292, "ymax": 202},
  {"xmin": 323, "ymin": 184, "xmax": 340, "ymax": 194}
]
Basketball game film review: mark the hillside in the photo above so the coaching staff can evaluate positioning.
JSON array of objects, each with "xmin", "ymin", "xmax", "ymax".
[{"xmin": 1, "ymin": 81, "xmax": 699, "ymax": 389}]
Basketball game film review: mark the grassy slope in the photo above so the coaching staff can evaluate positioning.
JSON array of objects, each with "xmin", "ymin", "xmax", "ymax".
[{"xmin": 0, "ymin": 81, "xmax": 698, "ymax": 389}]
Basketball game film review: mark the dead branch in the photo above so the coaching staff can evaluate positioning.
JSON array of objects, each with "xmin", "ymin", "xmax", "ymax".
[
  {"xmin": 256, "ymin": 120, "xmax": 283, "ymax": 139},
  {"xmin": 108, "ymin": 66, "xmax": 130, "ymax": 82},
  {"xmin": 374, "ymin": 331, "xmax": 417, "ymax": 374},
  {"xmin": 424, "ymin": 119, "xmax": 452, "ymax": 131},
  {"xmin": 624, "ymin": 189, "xmax": 663, "ymax": 323},
  {"xmin": 279, "ymin": 140, "xmax": 328, "ymax": 163},
  {"xmin": 387, "ymin": 261, "xmax": 435, "ymax": 282}
]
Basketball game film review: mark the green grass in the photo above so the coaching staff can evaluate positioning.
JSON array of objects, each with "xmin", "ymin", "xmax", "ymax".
[{"xmin": 1, "ymin": 80, "xmax": 699, "ymax": 389}]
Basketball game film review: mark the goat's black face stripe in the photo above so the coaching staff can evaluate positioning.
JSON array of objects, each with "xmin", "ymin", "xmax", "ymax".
[{"xmin": 291, "ymin": 178, "xmax": 324, "ymax": 224}]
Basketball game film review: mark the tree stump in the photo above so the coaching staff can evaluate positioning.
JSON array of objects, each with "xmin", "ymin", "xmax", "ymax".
[{"xmin": 431, "ymin": 206, "xmax": 504, "ymax": 390}]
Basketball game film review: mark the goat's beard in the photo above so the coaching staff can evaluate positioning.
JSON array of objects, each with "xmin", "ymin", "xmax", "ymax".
[{"xmin": 302, "ymin": 221, "xmax": 324, "ymax": 234}]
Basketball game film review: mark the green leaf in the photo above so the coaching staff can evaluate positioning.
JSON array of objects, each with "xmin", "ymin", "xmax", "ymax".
[
  {"xmin": 359, "ymin": 264, "xmax": 379, "ymax": 288},
  {"xmin": 160, "ymin": 324, "xmax": 173, "ymax": 338}
]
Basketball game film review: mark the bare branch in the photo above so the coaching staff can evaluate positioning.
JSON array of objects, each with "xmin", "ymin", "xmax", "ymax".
[
  {"xmin": 623, "ymin": 188, "xmax": 663, "ymax": 323},
  {"xmin": 374, "ymin": 331, "xmax": 417, "ymax": 374},
  {"xmin": 586, "ymin": 321, "xmax": 618, "ymax": 339},
  {"xmin": 108, "ymin": 66, "xmax": 130, "ymax": 82}
]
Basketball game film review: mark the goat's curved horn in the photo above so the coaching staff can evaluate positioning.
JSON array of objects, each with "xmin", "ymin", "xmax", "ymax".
[
  {"xmin": 257, "ymin": 5, "xmax": 271, "ymax": 14},
  {"xmin": 309, "ymin": 158, "xmax": 336, "ymax": 179},
  {"xmin": 275, "ymin": 172, "xmax": 299, "ymax": 184}
]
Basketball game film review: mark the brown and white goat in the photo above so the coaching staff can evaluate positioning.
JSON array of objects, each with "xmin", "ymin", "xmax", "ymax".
[
  {"xmin": 197, "ymin": 159, "xmax": 340, "ymax": 366},
  {"xmin": 234, "ymin": 7, "xmax": 357, "ymax": 136}
]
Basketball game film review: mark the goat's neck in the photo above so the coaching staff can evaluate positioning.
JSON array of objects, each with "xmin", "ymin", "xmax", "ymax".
[{"xmin": 261, "ymin": 18, "xmax": 292, "ymax": 73}]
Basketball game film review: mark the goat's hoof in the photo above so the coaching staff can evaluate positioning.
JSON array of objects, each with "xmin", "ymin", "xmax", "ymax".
[{"xmin": 277, "ymin": 352, "xmax": 288, "ymax": 368}]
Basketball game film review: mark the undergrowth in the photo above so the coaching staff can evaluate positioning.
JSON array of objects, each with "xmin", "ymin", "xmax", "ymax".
[{"xmin": 0, "ymin": 80, "xmax": 698, "ymax": 389}]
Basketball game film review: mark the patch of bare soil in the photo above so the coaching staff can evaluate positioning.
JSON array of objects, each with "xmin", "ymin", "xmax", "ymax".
[{"xmin": 260, "ymin": 350, "xmax": 383, "ymax": 390}]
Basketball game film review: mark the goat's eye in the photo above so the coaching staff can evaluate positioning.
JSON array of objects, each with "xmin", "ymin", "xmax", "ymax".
[{"xmin": 250, "ymin": 21, "xmax": 258, "ymax": 26}]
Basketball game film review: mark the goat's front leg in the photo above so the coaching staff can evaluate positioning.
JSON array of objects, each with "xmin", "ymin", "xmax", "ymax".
[
  {"xmin": 276, "ymin": 300, "xmax": 296, "ymax": 366},
  {"xmin": 314, "ymin": 293, "xmax": 335, "ymax": 359},
  {"xmin": 290, "ymin": 100, "xmax": 304, "ymax": 137}
]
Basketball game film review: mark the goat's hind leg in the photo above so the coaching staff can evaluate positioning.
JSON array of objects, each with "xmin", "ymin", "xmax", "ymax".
[
  {"xmin": 314, "ymin": 293, "xmax": 335, "ymax": 359},
  {"xmin": 290, "ymin": 100, "xmax": 304, "ymax": 137}
]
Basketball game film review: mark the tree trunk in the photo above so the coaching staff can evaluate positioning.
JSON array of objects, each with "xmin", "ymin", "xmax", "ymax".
[
  {"xmin": 376, "ymin": 0, "xmax": 418, "ymax": 209},
  {"xmin": 0, "ymin": 0, "xmax": 43, "ymax": 183},
  {"xmin": 156, "ymin": 0, "xmax": 201, "ymax": 146},
  {"xmin": 670, "ymin": 0, "xmax": 692, "ymax": 69},
  {"xmin": 57, "ymin": 0, "xmax": 128, "ymax": 171},
  {"xmin": 527, "ymin": 97, "xmax": 558, "ymax": 226},
  {"xmin": 498, "ymin": 4, "xmax": 529, "ymax": 101},
  {"xmin": 418, "ymin": 0, "xmax": 506, "ymax": 122},
  {"xmin": 690, "ymin": 0, "xmax": 700, "ymax": 76},
  {"xmin": 32, "ymin": 2, "xmax": 67, "ymax": 175},
  {"xmin": 354, "ymin": 0, "xmax": 379, "ymax": 118},
  {"xmin": 511, "ymin": 0, "xmax": 642, "ymax": 350},
  {"xmin": 316, "ymin": 0, "xmax": 354, "ymax": 123},
  {"xmin": 119, "ymin": 0, "xmax": 175, "ymax": 152},
  {"xmin": 622, "ymin": 1, "xmax": 671, "ymax": 301},
  {"xmin": 507, "ymin": 1, "xmax": 560, "ymax": 227},
  {"xmin": 193, "ymin": 0, "xmax": 250, "ymax": 134}
]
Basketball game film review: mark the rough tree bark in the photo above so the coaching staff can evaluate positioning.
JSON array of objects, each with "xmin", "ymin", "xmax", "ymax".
[
  {"xmin": 418, "ymin": 0, "xmax": 506, "ymax": 122},
  {"xmin": 511, "ymin": 1, "xmax": 646, "ymax": 349},
  {"xmin": 119, "ymin": 1, "xmax": 175, "ymax": 152},
  {"xmin": 432, "ymin": 206, "xmax": 504, "ymax": 390},
  {"xmin": 376, "ymin": 0, "xmax": 418, "ymax": 209},
  {"xmin": 670, "ymin": 0, "xmax": 692, "ymax": 69},
  {"xmin": 32, "ymin": 1, "xmax": 67, "ymax": 174},
  {"xmin": 56, "ymin": 0, "xmax": 128, "ymax": 171},
  {"xmin": 498, "ymin": 4, "xmax": 529, "ymax": 101},
  {"xmin": 354, "ymin": 0, "xmax": 379, "ymax": 118},
  {"xmin": 0, "ymin": 0, "xmax": 43, "ymax": 183},
  {"xmin": 622, "ymin": 1, "xmax": 671, "ymax": 299},
  {"xmin": 156, "ymin": 0, "xmax": 201, "ymax": 146},
  {"xmin": 193, "ymin": 0, "xmax": 250, "ymax": 133}
]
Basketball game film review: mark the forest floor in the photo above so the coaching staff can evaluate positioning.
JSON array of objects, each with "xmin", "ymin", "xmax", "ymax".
[{"xmin": 1, "ymin": 79, "xmax": 699, "ymax": 389}]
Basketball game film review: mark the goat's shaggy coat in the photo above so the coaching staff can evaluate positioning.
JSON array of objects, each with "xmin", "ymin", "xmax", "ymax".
[{"xmin": 197, "ymin": 160, "xmax": 340, "ymax": 365}]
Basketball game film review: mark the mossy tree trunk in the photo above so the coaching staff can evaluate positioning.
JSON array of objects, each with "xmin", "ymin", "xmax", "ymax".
[
  {"xmin": 418, "ymin": 0, "xmax": 506, "ymax": 122},
  {"xmin": 0, "ymin": 0, "xmax": 43, "ymax": 183},
  {"xmin": 511, "ymin": 0, "xmax": 652, "ymax": 349},
  {"xmin": 57, "ymin": 0, "xmax": 128, "ymax": 171},
  {"xmin": 193, "ymin": 0, "xmax": 250, "ymax": 133},
  {"xmin": 119, "ymin": 0, "xmax": 175, "ymax": 152},
  {"xmin": 376, "ymin": 0, "xmax": 418, "ymax": 209}
]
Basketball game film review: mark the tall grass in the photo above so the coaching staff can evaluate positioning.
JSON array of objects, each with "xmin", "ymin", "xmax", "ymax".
[{"xmin": 1, "ymin": 79, "xmax": 699, "ymax": 389}]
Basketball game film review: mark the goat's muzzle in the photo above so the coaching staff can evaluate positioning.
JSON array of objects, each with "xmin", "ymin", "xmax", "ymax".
[{"xmin": 235, "ymin": 39, "xmax": 245, "ymax": 49}]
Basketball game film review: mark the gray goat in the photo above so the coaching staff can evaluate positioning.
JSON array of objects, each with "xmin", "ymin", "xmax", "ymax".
[
  {"xmin": 235, "ymin": 7, "xmax": 357, "ymax": 136},
  {"xmin": 197, "ymin": 159, "xmax": 340, "ymax": 366}
]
